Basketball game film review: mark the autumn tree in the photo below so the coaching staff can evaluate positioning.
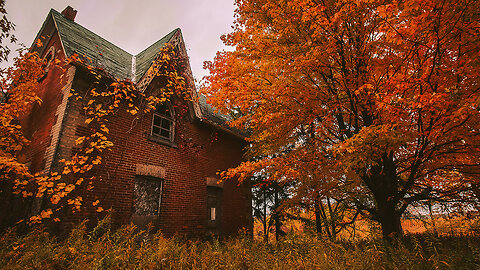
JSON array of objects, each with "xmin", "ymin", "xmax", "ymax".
[
  {"xmin": 204, "ymin": 0, "xmax": 480, "ymax": 239},
  {"xmin": 0, "ymin": 51, "xmax": 43, "ymax": 228}
]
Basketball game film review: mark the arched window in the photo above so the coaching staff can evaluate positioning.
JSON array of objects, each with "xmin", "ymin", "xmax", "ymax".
[
  {"xmin": 44, "ymin": 50, "xmax": 54, "ymax": 68},
  {"xmin": 151, "ymin": 103, "xmax": 175, "ymax": 142},
  {"xmin": 39, "ymin": 47, "xmax": 55, "ymax": 81}
]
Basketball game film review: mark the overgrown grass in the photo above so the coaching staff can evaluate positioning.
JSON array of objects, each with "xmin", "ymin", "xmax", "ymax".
[{"xmin": 0, "ymin": 218, "xmax": 479, "ymax": 269}]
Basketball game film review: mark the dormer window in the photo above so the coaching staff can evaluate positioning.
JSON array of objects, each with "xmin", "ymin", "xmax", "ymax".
[{"xmin": 151, "ymin": 103, "xmax": 175, "ymax": 143}]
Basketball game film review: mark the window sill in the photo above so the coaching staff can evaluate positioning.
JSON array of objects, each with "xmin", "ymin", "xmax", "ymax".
[{"xmin": 147, "ymin": 134, "xmax": 178, "ymax": 148}]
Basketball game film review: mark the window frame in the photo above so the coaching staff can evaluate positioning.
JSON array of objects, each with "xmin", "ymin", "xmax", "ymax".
[
  {"xmin": 150, "ymin": 102, "xmax": 175, "ymax": 144},
  {"xmin": 38, "ymin": 47, "xmax": 56, "ymax": 81},
  {"xmin": 207, "ymin": 185, "xmax": 222, "ymax": 228}
]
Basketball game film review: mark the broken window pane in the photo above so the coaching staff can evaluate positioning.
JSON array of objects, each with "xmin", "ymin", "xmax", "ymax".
[{"xmin": 151, "ymin": 103, "xmax": 174, "ymax": 142}]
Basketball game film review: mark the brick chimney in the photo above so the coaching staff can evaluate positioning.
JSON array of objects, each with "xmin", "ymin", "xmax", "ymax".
[{"xmin": 61, "ymin": 6, "xmax": 77, "ymax": 22}]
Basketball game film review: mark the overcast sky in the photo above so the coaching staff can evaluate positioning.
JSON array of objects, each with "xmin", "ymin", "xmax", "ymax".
[{"xmin": 3, "ymin": 0, "xmax": 236, "ymax": 82}]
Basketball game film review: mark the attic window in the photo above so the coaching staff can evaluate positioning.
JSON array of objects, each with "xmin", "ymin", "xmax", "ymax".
[
  {"xmin": 39, "ymin": 47, "xmax": 55, "ymax": 80},
  {"xmin": 151, "ymin": 103, "xmax": 175, "ymax": 142}
]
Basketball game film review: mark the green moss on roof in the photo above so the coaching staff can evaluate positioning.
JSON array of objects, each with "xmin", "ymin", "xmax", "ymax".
[
  {"xmin": 51, "ymin": 9, "xmax": 132, "ymax": 79},
  {"xmin": 199, "ymin": 95, "xmax": 248, "ymax": 138},
  {"xmin": 135, "ymin": 28, "xmax": 178, "ymax": 80},
  {"xmin": 50, "ymin": 9, "xmax": 178, "ymax": 80}
]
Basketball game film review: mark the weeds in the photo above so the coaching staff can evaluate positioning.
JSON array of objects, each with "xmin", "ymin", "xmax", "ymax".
[{"xmin": 0, "ymin": 219, "xmax": 479, "ymax": 269}]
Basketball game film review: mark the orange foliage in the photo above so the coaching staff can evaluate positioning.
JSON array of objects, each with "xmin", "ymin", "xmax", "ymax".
[{"xmin": 204, "ymin": 0, "xmax": 480, "ymax": 239}]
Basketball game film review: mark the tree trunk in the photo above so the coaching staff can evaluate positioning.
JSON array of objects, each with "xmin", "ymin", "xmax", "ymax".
[
  {"xmin": 314, "ymin": 198, "xmax": 322, "ymax": 236},
  {"xmin": 274, "ymin": 211, "xmax": 280, "ymax": 241},
  {"xmin": 263, "ymin": 191, "xmax": 268, "ymax": 243},
  {"xmin": 428, "ymin": 200, "xmax": 438, "ymax": 236},
  {"xmin": 368, "ymin": 152, "xmax": 403, "ymax": 240},
  {"xmin": 377, "ymin": 200, "xmax": 403, "ymax": 240},
  {"xmin": 274, "ymin": 189, "xmax": 280, "ymax": 241},
  {"xmin": 319, "ymin": 200, "xmax": 332, "ymax": 238},
  {"xmin": 326, "ymin": 197, "xmax": 337, "ymax": 240}
]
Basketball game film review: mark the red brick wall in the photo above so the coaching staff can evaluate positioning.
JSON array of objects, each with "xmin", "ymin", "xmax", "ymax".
[
  {"xmin": 22, "ymin": 31, "xmax": 72, "ymax": 174},
  {"xmin": 55, "ymin": 73, "xmax": 252, "ymax": 237}
]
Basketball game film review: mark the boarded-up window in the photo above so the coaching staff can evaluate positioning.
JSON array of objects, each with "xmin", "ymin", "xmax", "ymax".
[{"xmin": 134, "ymin": 176, "xmax": 163, "ymax": 216}]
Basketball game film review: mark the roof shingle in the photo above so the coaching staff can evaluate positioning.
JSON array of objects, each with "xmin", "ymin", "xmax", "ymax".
[
  {"xmin": 135, "ymin": 28, "xmax": 178, "ymax": 80},
  {"xmin": 51, "ymin": 9, "xmax": 133, "ymax": 79}
]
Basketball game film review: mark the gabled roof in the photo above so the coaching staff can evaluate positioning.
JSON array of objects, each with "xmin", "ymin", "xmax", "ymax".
[
  {"xmin": 199, "ymin": 95, "xmax": 231, "ymax": 127},
  {"xmin": 51, "ymin": 9, "xmax": 133, "ymax": 79},
  {"xmin": 135, "ymin": 28, "xmax": 178, "ymax": 80},
  {"xmin": 33, "ymin": 7, "xmax": 245, "ymax": 139},
  {"xmin": 38, "ymin": 9, "xmax": 179, "ymax": 81}
]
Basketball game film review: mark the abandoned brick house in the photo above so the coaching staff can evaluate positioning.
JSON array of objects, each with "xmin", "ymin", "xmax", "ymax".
[{"xmin": 20, "ymin": 6, "xmax": 252, "ymax": 236}]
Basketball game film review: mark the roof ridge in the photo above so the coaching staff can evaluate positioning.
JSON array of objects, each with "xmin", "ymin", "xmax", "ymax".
[
  {"xmin": 30, "ymin": 8, "xmax": 55, "ymax": 50},
  {"xmin": 134, "ymin": 28, "xmax": 179, "ymax": 57},
  {"xmin": 45, "ymin": 9, "xmax": 181, "ymax": 80},
  {"xmin": 134, "ymin": 28, "xmax": 180, "ymax": 80}
]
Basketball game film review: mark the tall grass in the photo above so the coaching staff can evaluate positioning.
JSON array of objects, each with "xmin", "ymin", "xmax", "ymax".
[{"xmin": 0, "ymin": 218, "xmax": 479, "ymax": 269}]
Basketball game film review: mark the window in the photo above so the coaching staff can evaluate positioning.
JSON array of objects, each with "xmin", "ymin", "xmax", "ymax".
[
  {"xmin": 44, "ymin": 50, "xmax": 54, "ymax": 69},
  {"xmin": 207, "ymin": 186, "xmax": 222, "ymax": 229},
  {"xmin": 151, "ymin": 103, "xmax": 175, "ymax": 142},
  {"xmin": 132, "ymin": 175, "xmax": 163, "ymax": 231},
  {"xmin": 206, "ymin": 177, "xmax": 223, "ymax": 229},
  {"xmin": 133, "ymin": 176, "xmax": 163, "ymax": 216},
  {"xmin": 39, "ymin": 47, "xmax": 56, "ymax": 81}
]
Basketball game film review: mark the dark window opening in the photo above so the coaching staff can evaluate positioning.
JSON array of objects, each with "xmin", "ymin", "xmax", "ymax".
[
  {"xmin": 44, "ymin": 51, "xmax": 53, "ymax": 68},
  {"xmin": 151, "ymin": 103, "xmax": 174, "ymax": 142},
  {"xmin": 39, "ymin": 48, "xmax": 55, "ymax": 81},
  {"xmin": 207, "ymin": 186, "xmax": 222, "ymax": 229}
]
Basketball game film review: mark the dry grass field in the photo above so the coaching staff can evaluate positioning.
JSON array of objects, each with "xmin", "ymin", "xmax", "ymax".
[{"xmin": 1, "ymin": 215, "xmax": 478, "ymax": 269}]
